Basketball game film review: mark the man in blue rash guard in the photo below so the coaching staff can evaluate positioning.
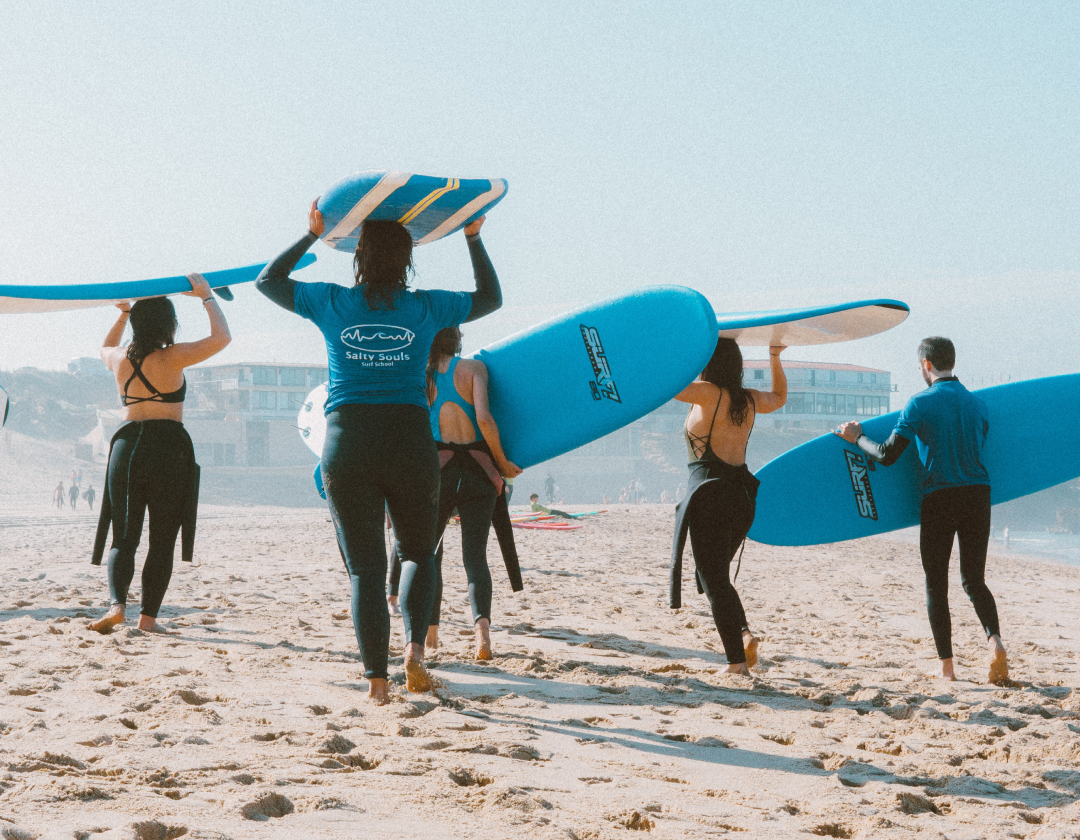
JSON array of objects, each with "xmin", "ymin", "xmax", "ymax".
[
  {"xmin": 256, "ymin": 199, "xmax": 503, "ymax": 704},
  {"xmin": 836, "ymin": 337, "xmax": 1009, "ymax": 685}
]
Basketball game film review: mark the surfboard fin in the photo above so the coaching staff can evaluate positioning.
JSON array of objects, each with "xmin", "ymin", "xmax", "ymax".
[{"xmin": 212, "ymin": 286, "xmax": 234, "ymax": 301}]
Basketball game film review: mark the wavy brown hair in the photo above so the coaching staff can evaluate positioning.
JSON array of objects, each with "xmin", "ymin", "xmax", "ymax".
[
  {"xmin": 353, "ymin": 219, "xmax": 414, "ymax": 310},
  {"xmin": 700, "ymin": 337, "xmax": 754, "ymax": 427},
  {"xmin": 426, "ymin": 326, "xmax": 462, "ymax": 405},
  {"xmin": 126, "ymin": 297, "xmax": 177, "ymax": 366}
]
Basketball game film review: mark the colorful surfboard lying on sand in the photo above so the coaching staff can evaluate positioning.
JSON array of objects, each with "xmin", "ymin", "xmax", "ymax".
[
  {"xmin": 299, "ymin": 286, "xmax": 717, "ymax": 471},
  {"xmin": 0, "ymin": 256, "xmax": 317, "ymax": 314},
  {"xmin": 318, "ymin": 170, "xmax": 508, "ymax": 252},
  {"xmin": 749, "ymin": 374, "xmax": 1080, "ymax": 546},
  {"xmin": 716, "ymin": 299, "xmax": 909, "ymax": 346},
  {"xmin": 513, "ymin": 521, "xmax": 581, "ymax": 531}
]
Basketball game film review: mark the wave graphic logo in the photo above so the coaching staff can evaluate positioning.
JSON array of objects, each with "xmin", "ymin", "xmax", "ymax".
[{"xmin": 340, "ymin": 324, "xmax": 416, "ymax": 352}]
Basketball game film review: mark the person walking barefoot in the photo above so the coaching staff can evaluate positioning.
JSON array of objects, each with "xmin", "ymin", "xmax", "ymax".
[
  {"xmin": 837, "ymin": 337, "xmax": 1008, "ymax": 685},
  {"xmin": 88, "ymin": 274, "xmax": 230, "ymax": 634}
]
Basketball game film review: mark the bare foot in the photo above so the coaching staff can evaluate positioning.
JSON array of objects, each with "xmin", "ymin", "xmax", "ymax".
[
  {"xmin": 426, "ymin": 625, "xmax": 439, "ymax": 650},
  {"xmin": 404, "ymin": 642, "xmax": 432, "ymax": 693},
  {"xmin": 939, "ymin": 657, "xmax": 958, "ymax": 681},
  {"xmin": 988, "ymin": 636, "xmax": 1009, "ymax": 685},
  {"xmin": 368, "ymin": 677, "xmax": 390, "ymax": 705},
  {"xmin": 87, "ymin": 605, "xmax": 125, "ymax": 634},
  {"xmin": 137, "ymin": 615, "xmax": 175, "ymax": 635},
  {"xmin": 742, "ymin": 631, "xmax": 759, "ymax": 669},
  {"xmin": 387, "ymin": 595, "xmax": 401, "ymax": 616},
  {"xmin": 726, "ymin": 662, "xmax": 751, "ymax": 676},
  {"xmin": 475, "ymin": 618, "xmax": 492, "ymax": 661}
]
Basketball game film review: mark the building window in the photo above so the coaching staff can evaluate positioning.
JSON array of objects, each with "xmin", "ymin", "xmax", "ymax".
[
  {"xmin": 253, "ymin": 390, "xmax": 277, "ymax": 410},
  {"xmin": 280, "ymin": 368, "xmax": 305, "ymax": 386},
  {"xmin": 252, "ymin": 367, "xmax": 277, "ymax": 386},
  {"xmin": 753, "ymin": 369, "xmax": 764, "ymax": 380},
  {"xmin": 870, "ymin": 373, "xmax": 877, "ymax": 384},
  {"xmin": 830, "ymin": 370, "xmax": 836, "ymax": 381}
]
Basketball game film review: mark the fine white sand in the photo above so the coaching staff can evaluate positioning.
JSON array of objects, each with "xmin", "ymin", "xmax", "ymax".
[{"xmin": 0, "ymin": 493, "xmax": 1078, "ymax": 839}]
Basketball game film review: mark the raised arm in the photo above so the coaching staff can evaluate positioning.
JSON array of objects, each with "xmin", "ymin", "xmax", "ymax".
[
  {"xmin": 471, "ymin": 362, "xmax": 522, "ymax": 478},
  {"xmin": 100, "ymin": 302, "xmax": 131, "ymax": 371},
  {"xmin": 163, "ymin": 273, "xmax": 232, "ymax": 368},
  {"xmin": 255, "ymin": 199, "xmax": 322, "ymax": 313},
  {"xmin": 749, "ymin": 345, "xmax": 788, "ymax": 414},
  {"xmin": 462, "ymin": 216, "xmax": 502, "ymax": 323}
]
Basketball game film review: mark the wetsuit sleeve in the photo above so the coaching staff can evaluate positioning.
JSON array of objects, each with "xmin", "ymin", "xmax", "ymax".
[
  {"xmin": 255, "ymin": 232, "xmax": 318, "ymax": 314},
  {"xmin": 856, "ymin": 432, "xmax": 911, "ymax": 467},
  {"xmin": 464, "ymin": 234, "xmax": 501, "ymax": 323}
]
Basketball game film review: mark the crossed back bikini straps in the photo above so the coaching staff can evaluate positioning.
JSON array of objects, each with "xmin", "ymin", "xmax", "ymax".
[
  {"xmin": 685, "ymin": 388, "xmax": 754, "ymax": 463},
  {"xmin": 121, "ymin": 354, "xmax": 186, "ymax": 406}
]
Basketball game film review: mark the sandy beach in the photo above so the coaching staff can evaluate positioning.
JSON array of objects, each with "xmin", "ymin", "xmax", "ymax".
[{"xmin": 0, "ymin": 494, "xmax": 1076, "ymax": 839}]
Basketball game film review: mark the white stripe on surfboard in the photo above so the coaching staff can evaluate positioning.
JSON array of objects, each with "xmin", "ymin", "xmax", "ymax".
[
  {"xmin": 323, "ymin": 170, "xmax": 412, "ymax": 247},
  {"xmin": 416, "ymin": 180, "xmax": 507, "ymax": 245}
]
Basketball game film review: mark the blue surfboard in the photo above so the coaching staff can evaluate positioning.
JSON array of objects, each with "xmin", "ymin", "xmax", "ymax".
[
  {"xmin": 298, "ymin": 286, "xmax": 717, "ymax": 475},
  {"xmin": 0, "ymin": 385, "xmax": 8, "ymax": 429},
  {"xmin": 0, "ymin": 255, "xmax": 317, "ymax": 315},
  {"xmin": 749, "ymin": 374, "xmax": 1080, "ymax": 546},
  {"xmin": 717, "ymin": 299, "xmax": 909, "ymax": 346},
  {"xmin": 318, "ymin": 170, "xmax": 507, "ymax": 252}
]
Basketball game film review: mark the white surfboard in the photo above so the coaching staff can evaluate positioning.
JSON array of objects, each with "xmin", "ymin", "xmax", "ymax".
[{"xmin": 716, "ymin": 299, "xmax": 909, "ymax": 346}]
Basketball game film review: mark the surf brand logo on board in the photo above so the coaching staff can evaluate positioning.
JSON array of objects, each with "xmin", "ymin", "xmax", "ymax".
[
  {"xmin": 340, "ymin": 325, "xmax": 415, "ymax": 365},
  {"xmin": 844, "ymin": 450, "xmax": 878, "ymax": 520},
  {"xmin": 579, "ymin": 324, "xmax": 621, "ymax": 403}
]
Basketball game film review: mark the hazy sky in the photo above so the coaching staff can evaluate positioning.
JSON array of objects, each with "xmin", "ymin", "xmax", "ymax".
[{"xmin": 2, "ymin": 2, "xmax": 1078, "ymax": 404}]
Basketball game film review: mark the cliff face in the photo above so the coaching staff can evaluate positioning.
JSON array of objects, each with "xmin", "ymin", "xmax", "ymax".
[{"xmin": 0, "ymin": 369, "xmax": 118, "ymax": 441}]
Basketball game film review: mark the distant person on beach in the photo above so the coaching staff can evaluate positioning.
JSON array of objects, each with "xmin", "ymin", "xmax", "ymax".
[
  {"xmin": 1003, "ymin": 526, "xmax": 1010, "ymax": 551},
  {"xmin": 84, "ymin": 485, "xmax": 96, "ymax": 511},
  {"xmin": 544, "ymin": 473, "xmax": 555, "ymax": 503},
  {"xmin": 54, "ymin": 481, "xmax": 65, "ymax": 509},
  {"xmin": 87, "ymin": 275, "xmax": 231, "ymax": 635},
  {"xmin": 670, "ymin": 338, "xmax": 787, "ymax": 675},
  {"xmin": 68, "ymin": 483, "xmax": 79, "ymax": 510},
  {"xmin": 421, "ymin": 326, "xmax": 521, "ymax": 659},
  {"xmin": 256, "ymin": 200, "xmax": 503, "ymax": 703},
  {"xmin": 530, "ymin": 493, "xmax": 576, "ymax": 519},
  {"xmin": 837, "ymin": 337, "xmax": 1008, "ymax": 685}
]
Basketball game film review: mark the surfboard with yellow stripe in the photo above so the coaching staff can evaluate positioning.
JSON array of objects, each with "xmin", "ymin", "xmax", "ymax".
[{"xmin": 319, "ymin": 170, "xmax": 508, "ymax": 252}]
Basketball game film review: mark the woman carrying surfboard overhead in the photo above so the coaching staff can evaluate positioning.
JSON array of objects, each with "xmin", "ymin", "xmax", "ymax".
[
  {"xmin": 87, "ymin": 274, "xmax": 231, "ymax": 635},
  {"xmin": 255, "ymin": 199, "xmax": 503, "ymax": 704},
  {"xmin": 669, "ymin": 338, "xmax": 787, "ymax": 675}
]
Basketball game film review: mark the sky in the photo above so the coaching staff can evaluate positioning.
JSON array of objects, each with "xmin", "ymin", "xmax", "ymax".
[{"xmin": 2, "ymin": 2, "xmax": 1079, "ymax": 404}]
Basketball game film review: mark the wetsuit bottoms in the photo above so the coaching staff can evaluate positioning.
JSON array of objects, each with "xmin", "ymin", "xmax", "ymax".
[
  {"xmin": 686, "ymin": 478, "xmax": 755, "ymax": 665},
  {"xmin": 323, "ymin": 404, "xmax": 439, "ymax": 680},
  {"xmin": 432, "ymin": 463, "xmax": 497, "ymax": 626},
  {"xmin": 919, "ymin": 484, "xmax": 1000, "ymax": 660},
  {"xmin": 105, "ymin": 420, "xmax": 192, "ymax": 618}
]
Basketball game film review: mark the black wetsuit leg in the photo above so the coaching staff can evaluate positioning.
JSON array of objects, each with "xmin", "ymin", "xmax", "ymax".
[
  {"xmin": 433, "ymin": 463, "xmax": 497, "ymax": 625},
  {"xmin": 686, "ymin": 479, "xmax": 754, "ymax": 665},
  {"xmin": 105, "ymin": 421, "xmax": 190, "ymax": 618},
  {"xmin": 388, "ymin": 542, "xmax": 402, "ymax": 598},
  {"xmin": 323, "ymin": 405, "xmax": 439, "ymax": 680},
  {"xmin": 920, "ymin": 484, "xmax": 999, "ymax": 660}
]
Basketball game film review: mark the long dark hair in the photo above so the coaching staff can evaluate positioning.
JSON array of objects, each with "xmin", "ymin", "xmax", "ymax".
[
  {"xmin": 701, "ymin": 337, "xmax": 754, "ymax": 427},
  {"xmin": 426, "ymin": 326, "xmax": 462, "ymax": 404},
  {"xmin": 353, "ymin": 219, "xmax": 414, "ymax": 310},
  {"xmin": 126, "ymin": 297, "xmax": 177, "ymax": 366}
]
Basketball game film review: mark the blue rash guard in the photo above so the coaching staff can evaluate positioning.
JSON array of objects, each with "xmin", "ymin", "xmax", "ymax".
[{"xmin": 295, "ymin": 283, "xmax": 471, "ymax": 411}]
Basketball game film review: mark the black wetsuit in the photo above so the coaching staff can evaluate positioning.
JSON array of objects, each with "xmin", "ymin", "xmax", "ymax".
[
  {"xmin": 96, "ymin": 359, "xmax": 194, "ymax": 618},
  {"xmin": 255, "ymin": 229, "xmax": 501, "ymax": 681},
  {"xmin": 855, "ymin": 377, "xmax": 999, "ymax": 660},
  {"xmin": 670, "ymin": 397, "xmax": 760, "ymax": 665}
]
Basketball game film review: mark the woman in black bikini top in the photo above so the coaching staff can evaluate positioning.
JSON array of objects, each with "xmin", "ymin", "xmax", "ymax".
[
  {"xmin": 670, "ymin": 337, "xmax": 787, "ymax": 675},
  {"xmin": 88, "ymin": 273, "xmax": 230, "ymax": 636}
]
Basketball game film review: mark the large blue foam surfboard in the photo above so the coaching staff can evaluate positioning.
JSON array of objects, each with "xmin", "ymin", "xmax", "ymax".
[
  {"xmin": 749, "ymin": 374, "xmax": 1080, "ymax": 546},
  {"xmin": 318, "ymin": 171, "xmax": 507, "ymax": 252},
  {"xmin": 298, "ymin": 286, "xmax": 717, "ymax": 472},
  {"xmin": 0, "ymin": 255, "xmax": 317, "ymax": 315},
  {"xmin": 717, "ymin": 299, "xmax": 909, "ymax": 346}
]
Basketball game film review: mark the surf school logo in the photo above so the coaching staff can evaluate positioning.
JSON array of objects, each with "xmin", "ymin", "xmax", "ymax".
[
  {"xmin": 340, "ymin": 325, "xmax": 415, "ymax": 352},
  {"xmin": 580, "ymin": 324, "xmax": 621, "ymax": 403},
  {"xmin": 844, "ymin": 450, "xmax": 878, "ymax": 520}
]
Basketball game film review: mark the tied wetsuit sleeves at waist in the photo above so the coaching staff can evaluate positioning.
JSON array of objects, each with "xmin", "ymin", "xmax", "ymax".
[
  {"xmin": 857, "ymin": 432, "xmax": 910, "ymax": 467},
  {"xmin": 255, "ymin": 231, "xmax": 318, "ymax": 314}
]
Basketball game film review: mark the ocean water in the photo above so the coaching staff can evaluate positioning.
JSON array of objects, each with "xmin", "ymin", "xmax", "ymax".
[{"xmin": 995, "ymin": 530, "xmax": 1080, "ymax": 567}]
